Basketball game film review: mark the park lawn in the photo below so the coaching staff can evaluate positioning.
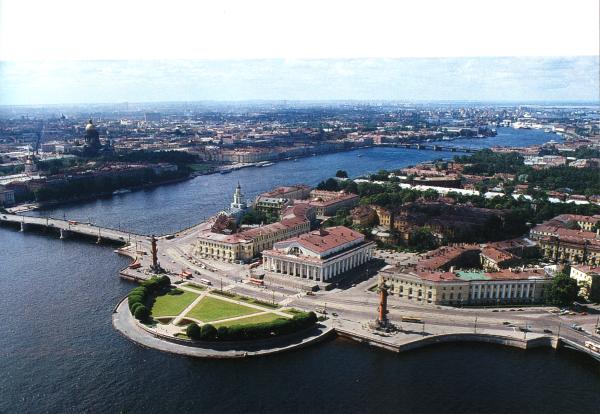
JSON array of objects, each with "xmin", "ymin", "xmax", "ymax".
[
  {"xmin": 213, "ymin": 312, "xmax": 288, "ymax": 328},
  {"xmin": 183, "ymin": 284, "xmax": 206, "ymax": 292},
  {"xmin": 186, "ymin": 296, "xmax": 260, "ymax": 322},
  {"xmin": 150, "ymin": 291, "xmax": 199, "ymax": 317},
  {"xmin": 282, "ymin": 308, "xmax": 302, "ymax": 316},
  {"xmin": 187, "ymin": 163, "xmax": 213, "ymax": 173}
]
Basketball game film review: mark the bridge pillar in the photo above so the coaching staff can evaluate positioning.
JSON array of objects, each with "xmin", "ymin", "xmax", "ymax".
[
  {"xmin": 96, "ymin": 236, "xmax": 102, "ymax": 244},
  {"xmin": 59, "ymin": 229, "xmax": 69, "ymax": 239},
  {"xmin": 20, "ymin": 222, "xmax": 26, "ymax": 232}
]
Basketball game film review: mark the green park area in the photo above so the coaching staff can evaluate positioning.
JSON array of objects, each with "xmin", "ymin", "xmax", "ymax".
[
  {"xmin": 212, "ymin": 312, "xmax": 284, "ymax": 328},
  {"xmin": 185, "ymin": 296, "xmax": 261, "ymax": 322},
  {"xmin": 127, "ymin": 276, "xmax": 318, "ymax": 342},
  {"xmin": 149, "ymin": 290, "xmax": 199, "ymax": 318}
]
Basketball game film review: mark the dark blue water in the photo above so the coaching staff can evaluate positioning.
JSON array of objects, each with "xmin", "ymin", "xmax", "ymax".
[{"xmin": 4, "ymin": 128, "xmax": 598, "ymax": 414}]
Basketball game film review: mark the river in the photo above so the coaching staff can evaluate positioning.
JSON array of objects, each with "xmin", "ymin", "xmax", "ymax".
[{"xmin": 2, "ymin": 127, "xmax": 599, "ymax": 413}]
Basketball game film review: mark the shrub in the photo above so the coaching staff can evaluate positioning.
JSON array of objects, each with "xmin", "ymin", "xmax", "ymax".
[
  {"xmin": 159, "ymin": 275, "xmax": 171, "ymax": 288},
  {"xmin": 130, "ymin": 286, "xmax": 147, "ymax": 296},
  {"xmin": 200, "ymin": 324, "xmax": 217, "ymax": 340},
  {"xmin": 128, "ymin": 295, "xmax": 144, "ymax": 311},
  {"xmin": 217, "ymin": 326, "xmax": 229, "ymax": 339},
  {"xmin": 186, "ymin": 323, "xmax": 201, "ymax": 340},
  {"xmin": 134, "ymin": 305, "xmax": 150, "ymax": 321},
  {"xmin": 130, "ymin": 301, "xmax": 144, "ymax": 314}
]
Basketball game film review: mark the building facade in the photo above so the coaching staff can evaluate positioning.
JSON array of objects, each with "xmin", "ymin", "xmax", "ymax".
[
  {"xmin": 262, "ymin": 226, "xmax": 375, "ymax": 283},
  {"xmin": 194, "ymin": 203, "xmax": 313, "ymax": 263},
  {"xmin": 530, "ymin": 214, "xmax": 600, "ymax": 266},
  {"xmin": 380, "ymin": 267, "xmax": 550, "ymax": 306}
]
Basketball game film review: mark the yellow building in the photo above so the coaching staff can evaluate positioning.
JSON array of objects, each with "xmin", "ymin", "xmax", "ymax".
[
  {"xmin": 380, "ymin": 266, "xmax": 550, "ymax": 306},
  {"xmin": 194, "ymin": 203, "xmax": 313, "ymax": 263}
]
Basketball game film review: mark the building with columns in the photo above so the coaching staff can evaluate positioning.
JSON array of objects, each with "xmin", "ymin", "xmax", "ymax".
[
  {"xmin": 262, "ymin": 226, "xmax": 375, "ymax": 283},
  {"xmin": 380, "ymin": 266, "xmax": 551, "ymax": 306}
]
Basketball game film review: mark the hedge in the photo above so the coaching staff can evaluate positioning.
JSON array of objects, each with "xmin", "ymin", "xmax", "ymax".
[
  {"xmin": 186, "ymin": 323, "xmax": 201, "ymax": 340},
  {"xmin": 200, "ymin": 324, "xmax": 217, "ymax": 340},
  {"xmin": 214, "ymin": 311, "xmax": 317, "ymax": 341},
  {"xmin": 128, "ymin": 275, "xmax": 172, "ymax": 315},
  {"xmin": 134, "ymin": 305, "xmax": 150, "ymax": 321}
]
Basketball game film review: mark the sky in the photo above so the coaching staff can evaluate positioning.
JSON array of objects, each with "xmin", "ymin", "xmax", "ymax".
[{"xmin": 0, "ymin": 0, "xmax": 598, "ymax": 104}]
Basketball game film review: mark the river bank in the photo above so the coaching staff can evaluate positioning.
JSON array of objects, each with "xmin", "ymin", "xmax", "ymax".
[{"xmin": 2, "ymin": 127, "xmax": 599, "ymax": 413}]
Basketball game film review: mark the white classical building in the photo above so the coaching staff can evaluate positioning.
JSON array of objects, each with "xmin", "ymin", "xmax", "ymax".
[{"xmin": 262, "ymin": 226, "xmax": 375, "ymax": 283}]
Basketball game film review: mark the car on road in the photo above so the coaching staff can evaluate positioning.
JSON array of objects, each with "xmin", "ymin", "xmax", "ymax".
[
  {"xmin": 519, "ymin": 327, "xmax": 530, "ymax": 332},
  {"xmin": 332, "ymin": 312, "xmax": 338, "ymax": 317},
  {"xmin": 570, "ymin": 324, "xmax": 583, "ymax": 331},
  {"xmin": 543, "ymin": 329, "xmax": 553, "ymax": 334},
  {"xmin": 502, "ymin": 321, "xmax": 511, "ymax": 325}
]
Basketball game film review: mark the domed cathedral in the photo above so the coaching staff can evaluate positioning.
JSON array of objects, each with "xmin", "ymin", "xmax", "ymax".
[
  {"xmin": 82, "ymin": 119, "xmax": 102, "ymax": 156},
  {"xmin": 85, "ymin": 119, "xmax": 101, "ymax": 147}
]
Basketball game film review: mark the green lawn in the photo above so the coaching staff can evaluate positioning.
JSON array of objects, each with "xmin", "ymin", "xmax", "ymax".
[
  {"xmin": 185, "ymin": 296, "xmax": 260, "ymax": 322},
  {"xmin": 187, "ymin": 163, "xmax": 214, "ymax": 173},
  {"xmin": 213, "ymin": 312, "xmax": 288, "ymax": 328},
  {"xmin": 282, "ymin": 308, "xmax": 302, "ymax": 316},
  {"xmin": 149, "ymin": 291, "xmax": 199, "ymax": 317},
  {"xmin": 183, "ymin": 284, "xmax": 206, "ymax": 292}
]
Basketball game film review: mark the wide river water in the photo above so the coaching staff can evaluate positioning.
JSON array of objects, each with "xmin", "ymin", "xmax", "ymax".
[{"xmin": 1, "ymin": 128, "xmax": 599, "ymax": 413}]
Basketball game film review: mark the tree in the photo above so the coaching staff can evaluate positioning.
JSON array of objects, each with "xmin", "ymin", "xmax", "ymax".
[
  {"xmin": 217, "ymin": 326, "xmax": 229, "ymax": 339},
  {"xmin": 335, "ymin": 170, "xmax": 348, "ymax": 178},
  {"xmin": 545, "ymin": 270, "xmax": 578, "ymax": 307},
  {"xmin": 422, "ymin": 189, "xmax": 439, "ymax": 201},
  {"xmin": 316, "ymin": 178, "xmax": 340, "ymax": 191},
  {"xmin": 200, "ymin": 324, "xmax": 217, "ymax": 340},
  {"xmin": 186, "ymin": 323, "xmax": 201, "ymax": 340},
  {"xmin": 134, "ymin": 305, "xmax": 150, "ymax": 321},
  {"xmin": 409, "ymin": 227, "xmax": 438, "ymax": 252}
]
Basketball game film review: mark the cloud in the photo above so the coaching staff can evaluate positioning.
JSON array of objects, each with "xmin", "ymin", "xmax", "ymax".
[{"xmin": 0, "ymin": 57, "xmax": 598, "ymax": 105}]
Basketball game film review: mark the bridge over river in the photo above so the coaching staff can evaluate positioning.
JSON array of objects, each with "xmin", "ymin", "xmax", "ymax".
[
  {"xmin": 0, "ymin": 213, "xmax": 146, "ymax": 244},
  {"xmin": 378, "ymin": 143, "xmax": 477, "ymax": 152}
]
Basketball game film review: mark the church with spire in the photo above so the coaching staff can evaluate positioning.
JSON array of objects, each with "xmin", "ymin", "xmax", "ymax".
[{"xmin": 217, "ymin": 182, "xmax": 248, "ymax": 223}]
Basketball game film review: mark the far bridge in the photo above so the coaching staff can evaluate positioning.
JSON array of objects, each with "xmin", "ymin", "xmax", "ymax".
[
  {"xmin": 380, "ymin": 143, "xmax": 477, "ymax": 153},
  {"xmin": 0, "ymin": 213, "xmax": 146, "ymax": 245}
]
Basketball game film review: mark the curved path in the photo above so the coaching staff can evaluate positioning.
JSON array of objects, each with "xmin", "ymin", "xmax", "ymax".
[{"xmin": 112, "ymin": 297, "xmax": 335, "ymax": 358}]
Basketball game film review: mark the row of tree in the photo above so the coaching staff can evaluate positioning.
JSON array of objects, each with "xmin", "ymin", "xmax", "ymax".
[
  {"xmin": 128, "ymin": 275, "xmax": 171, "ymax": 322},
  {"xmin": 185, "ymin": 311, "xmax": 317, "ymax": 341}
]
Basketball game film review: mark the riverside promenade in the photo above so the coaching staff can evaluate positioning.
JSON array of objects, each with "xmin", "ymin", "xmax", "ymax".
[{"xmin": 114, "ymin": 295, "xmax": 600, "ymax": 361}]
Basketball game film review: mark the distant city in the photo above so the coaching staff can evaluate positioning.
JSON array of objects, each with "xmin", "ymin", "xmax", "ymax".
[{"xmin": 1, "ymin": 101, "xmax": 599, "ymax": 412}]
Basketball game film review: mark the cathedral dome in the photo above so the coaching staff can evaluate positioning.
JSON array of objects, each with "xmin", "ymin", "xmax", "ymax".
[{"xmin": 85, "ymin": 119, "xmax": 96, "ymax": 132}]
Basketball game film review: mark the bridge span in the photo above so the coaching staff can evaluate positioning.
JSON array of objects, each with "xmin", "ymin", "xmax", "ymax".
[
  {"xmin": 378, "ymin": 143, "xmax": 477, "ymax": 153},
  {"xmin": 0, "ymin": 213, "xmax": 145, "ymax": 244}
]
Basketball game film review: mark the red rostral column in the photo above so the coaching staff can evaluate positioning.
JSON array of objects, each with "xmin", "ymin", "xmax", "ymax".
[
  {"xmin": 151, "ymin": 235, "xmax": 158, "ymax": 269},
  {"xmin": 378, "ymin": 281, "xmax": 388, "ymax": 324}
]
